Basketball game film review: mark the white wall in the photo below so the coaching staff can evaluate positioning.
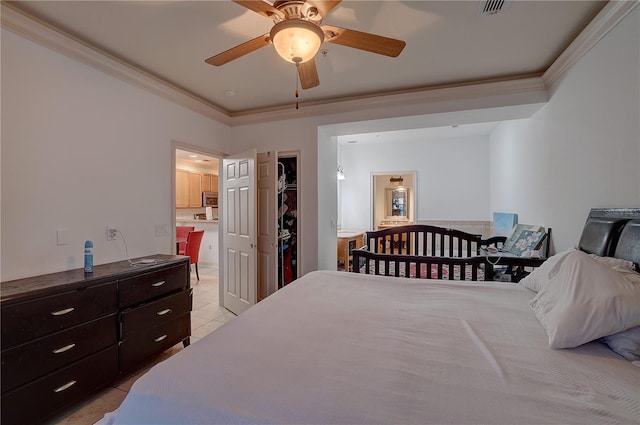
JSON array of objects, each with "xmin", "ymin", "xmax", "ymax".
[
  {"xmin": 238, "ymin": 6, "xmax": 639, "ymax": 271},
  {"xmin": 490, "ymin": 7, "xmax": 640, "ymax": 252},
  {"xmin": 3, "ymin": 6, "xmax": 636, "ymax": 281},
  {"xmin": 317, "ymin": 128, "xmax": 339, "ymax": 271},
  {"xmin": 227, "ymin": 118, "xmax": 321, "ymax": 274},
  {"xmin": 231, "ymin": 1, "xmax": 639, "ymax": 270},
  {"xmin": 1, "ymin": 29, "xmax": 230, "ymax": 280},
  {"xmin": 339, "ymin": 135, "xmax": 491, "ymax": 230}
]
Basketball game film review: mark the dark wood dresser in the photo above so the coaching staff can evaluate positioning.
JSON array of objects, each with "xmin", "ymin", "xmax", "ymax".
[{"xmin": 1, "ymin": 254, "xmax": 191, "ymax": 425}]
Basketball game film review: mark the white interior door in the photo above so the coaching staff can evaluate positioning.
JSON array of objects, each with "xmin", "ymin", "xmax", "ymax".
[
  {"xmin": 222, "ymin": 149, "xmax": 256, "ymax": 315},
  {"xmin": 257, "ymin": 151, "xmax": 277, "ymax": 301}
]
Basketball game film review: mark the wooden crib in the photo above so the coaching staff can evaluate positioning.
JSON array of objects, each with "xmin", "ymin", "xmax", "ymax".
[{"xmin": 352, "ymin": 224, "xmax": 504, "ymax": 281}]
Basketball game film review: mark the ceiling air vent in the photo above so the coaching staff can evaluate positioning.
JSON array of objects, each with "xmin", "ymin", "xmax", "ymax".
[{"xmin": 477, "ymin": 0, "xmax": 511, "ymax": 16}]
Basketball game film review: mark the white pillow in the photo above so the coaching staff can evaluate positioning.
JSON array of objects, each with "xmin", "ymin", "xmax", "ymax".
[
  {"xmin": 588, "ymin": 253, "xmax": 636, "ymax": 271},
  {"xmin": 530, "ymin": 250, "xmax": 640, "ymax": 348},
  {"xmin": 518, "ymin": 248, "xmax": 577, "ymax": 292},
  {"xmin": 601, "ymin": 326, "xmax": 640, "ymax": 361},
  {"xmin": 612, "ymin": 266, "xmax": 640, "ymax": 284}
]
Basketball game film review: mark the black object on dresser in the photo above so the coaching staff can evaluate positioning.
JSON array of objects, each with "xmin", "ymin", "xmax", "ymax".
[{"xmin": 1, "ymin": 254, "xmax": 191, "ymax": 425}]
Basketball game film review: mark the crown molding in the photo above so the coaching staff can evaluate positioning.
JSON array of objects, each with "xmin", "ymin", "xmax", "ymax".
[
  {"xmin": 543, "ymin": 0, "xmax": 639, "ymax": 91},
  {"xmin": 227, "ymin": 76, "xmax": 549, "ymax": 126},
  {"xmin": 2, "ymin": 1, "xmax": 635, "ymax": 127},
  {"xmin": 0, "ymin": 3, "xmax": 233, "ymax": 126}
]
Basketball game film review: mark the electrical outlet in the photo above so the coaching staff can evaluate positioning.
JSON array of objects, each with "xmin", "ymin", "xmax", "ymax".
[{"xmin": 107, "ymin": 226, "xmax": 118, "ymax": 241}]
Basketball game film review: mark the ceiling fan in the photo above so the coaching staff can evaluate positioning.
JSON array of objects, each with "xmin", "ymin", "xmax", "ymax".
[{"xmin": 205, "ymin": 0, "xmax": 406, "ymax": 90}]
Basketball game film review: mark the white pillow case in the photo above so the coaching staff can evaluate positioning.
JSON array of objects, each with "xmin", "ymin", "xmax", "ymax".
[
  {"xmin": 601, "ymin": 326, "xmax": 640, "ymax": 361},
  {"xmin": 518, "ymin": 248, "xmax": 577, "ymax": 292},
  {"xmin": 530, "ymin": 250, "xmax": 640, "ymax": 349},
  {"xmin": 588, "ymin": 253, "xmax": 636, "ymax": 271}
]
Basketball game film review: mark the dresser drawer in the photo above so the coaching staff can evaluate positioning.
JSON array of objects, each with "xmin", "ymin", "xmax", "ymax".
[
  {"xmin": 1, "ymin": 314, "xmax": 117, "ymax": 394},
  {"xmin": 1, "ymin": 344, "xmax": 118, "ymax": 425},
  {"xmin": 119, "ymin": 313, "xmax": 190, "ymax": 372},
  {"xmin": 119, "ymin": 263, "xmax": 188, "ymax": 308},
  {"xmin": 121, "ymin": 289, "xmax": 191, "ymax": 340},
  {"xmin": 1, "ymin": 281, "xmax": 117, "ymax": 348}
]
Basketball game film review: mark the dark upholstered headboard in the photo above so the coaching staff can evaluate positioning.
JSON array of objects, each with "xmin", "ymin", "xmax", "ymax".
[
  {"xmin": 578, "ymin": 208, "xmax": 640, "ymax": 261},
  {"xmin": 614, "ymin": 219, "xmax": 640, "ymax": 265}
]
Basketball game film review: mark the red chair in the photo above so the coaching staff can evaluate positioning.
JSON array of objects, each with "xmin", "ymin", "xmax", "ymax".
[
  {"xmin": 181, "ymin": 230, "xmax": 205, "ymax": 280},
  {"xmin": 176, "ymin": 226, "xmax": 194, "ymax": 254}
]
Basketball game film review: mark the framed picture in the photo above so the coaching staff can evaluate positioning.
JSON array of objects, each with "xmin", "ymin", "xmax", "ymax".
[
  {"xmin": 507, "ymin": 230, "xmax": 546, "ymax": 256},
  {"xmin": 503, "ymin": 224, "xmax": 544, "ymax": 252}
]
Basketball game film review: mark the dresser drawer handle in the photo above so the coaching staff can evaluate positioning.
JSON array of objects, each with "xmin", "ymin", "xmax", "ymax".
[
  {"xmin": 157, "ymin": 309, "xmax": 172, "ymax": 316},
  {"xmin": 53, "ymin": 380, "xmax": 77, "ymax": 393},
  {"xmin": 154, "ymin": 334, "xmax": 168, "ymax": 343},
  {"xmin": 52, "ymin": 343, "xmax": 76, "ymax": 354},
  {"xmin": 151, "ymin": 281, "xmax": 166, "ymax": 287},
  {"xmin": 51, "ymin": 307, "xmax": 75, "ymax": 316}
]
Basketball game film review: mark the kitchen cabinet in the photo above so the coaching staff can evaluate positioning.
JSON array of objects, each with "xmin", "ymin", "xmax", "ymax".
[
  {"xmin": 176, "ymin": 170, "xmax": 204, "ymax": 209},
  {"xmin": 202, "ymin": 173, "xmax": 212, "ymax": 192},
  {"xmin": 188, "ymin": 172, "xmax": 202, "ymax": 208},
  {"xmin": 1, "ymin": 255, "xmax": 190, "ymax": 425},
  {"xmin": 176, "ymin": 170, "xmax": 189, "ymax": 208},
  {"xmin": 202, "ymin": 173, "xmax": 218, "ymax": 193}
]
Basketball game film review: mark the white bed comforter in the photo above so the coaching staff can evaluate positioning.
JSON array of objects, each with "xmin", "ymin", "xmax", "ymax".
[{"xmin": 101, "ymin": 271, "xmax": 639, "ymax": 424}]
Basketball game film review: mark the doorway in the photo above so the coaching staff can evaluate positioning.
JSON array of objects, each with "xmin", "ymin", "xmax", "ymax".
[
  {"xmin": 172, "ymin": 142, "xmax": 224, "ymax": 272},
  {"xmin": 371, "ymin": 172, "xmax": 416, "ymax": 230}
]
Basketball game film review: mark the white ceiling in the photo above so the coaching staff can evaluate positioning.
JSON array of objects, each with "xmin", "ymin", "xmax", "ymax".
[
  {"xmin": 8, "ymin": 0, "xmax": 605, "ymax": 116},
  {"xmin": 176, "ymin": 149, "xmax": 220, "ymax": 172}
]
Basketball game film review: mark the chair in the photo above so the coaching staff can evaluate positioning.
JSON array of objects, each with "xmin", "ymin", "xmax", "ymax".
[
  {"xmin": 181, "ymin": 230, "xmax": 205, "ymax": 280},
  {"xmin": 176, "ymin": 226, "xmax": 194, "ymax": 254}
]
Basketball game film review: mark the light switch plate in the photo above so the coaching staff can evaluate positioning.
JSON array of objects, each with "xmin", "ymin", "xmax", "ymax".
[{"xmin": 155, "ymin": 224, "xmax": 170, "ymax": 237}]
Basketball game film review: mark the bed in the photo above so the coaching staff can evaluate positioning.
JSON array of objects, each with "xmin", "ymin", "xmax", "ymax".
[{"xmin": 99, "ymin": 208, "xmax": 640, "ymax": 425}]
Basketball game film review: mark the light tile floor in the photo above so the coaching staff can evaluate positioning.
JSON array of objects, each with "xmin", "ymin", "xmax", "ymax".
[{"xmin": 49, "ymin": 265, "xmax": 234, "ymax": 425}]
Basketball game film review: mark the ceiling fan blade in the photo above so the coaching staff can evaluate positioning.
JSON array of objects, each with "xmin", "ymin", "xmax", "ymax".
[
  {"xmin": 305, "ymin": 0, "xmax": 341, "ymax": 18},
  {"xmin": 205, "ymin": 33, "xmax": 271, "ymax": 66},
  {"xmin": 322, "ymin": 25, "xmax": 406, "ymax": 57},
  {"xmin": 298, "ymin": 60, "xmax": 320, "ymax": 89},
  {"xmin": 233, "ymin": 0, "xmax": 284, "ymax": 20}
]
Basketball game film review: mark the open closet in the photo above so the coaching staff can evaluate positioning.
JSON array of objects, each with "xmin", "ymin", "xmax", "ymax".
[
  {"xmin": 278, "ymin": 156, "xmax": 298, "ymax": 287},
  {"xmin": 257, "ymin": 151, "xmax": 300, "ymax": 302}
]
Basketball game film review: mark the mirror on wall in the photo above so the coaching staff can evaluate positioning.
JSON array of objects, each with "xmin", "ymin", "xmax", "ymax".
[
  {"xmin": 387, "ymin": 189, "xmax": 409, "ymax": 218},
  {"xmin": 386, "ymin": 177, "xmax": 409, "ymax": 218}
]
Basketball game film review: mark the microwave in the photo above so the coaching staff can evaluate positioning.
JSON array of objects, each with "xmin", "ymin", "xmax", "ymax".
[{"xmin": 202, "ymin": 192, "xmax": 218, "ymax": 208}]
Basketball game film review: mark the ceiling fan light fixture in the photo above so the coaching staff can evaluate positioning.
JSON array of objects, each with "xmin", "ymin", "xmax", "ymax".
[{"xmin": 270, "ymin": 19, "xmax": 324, "ymax": 64}]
